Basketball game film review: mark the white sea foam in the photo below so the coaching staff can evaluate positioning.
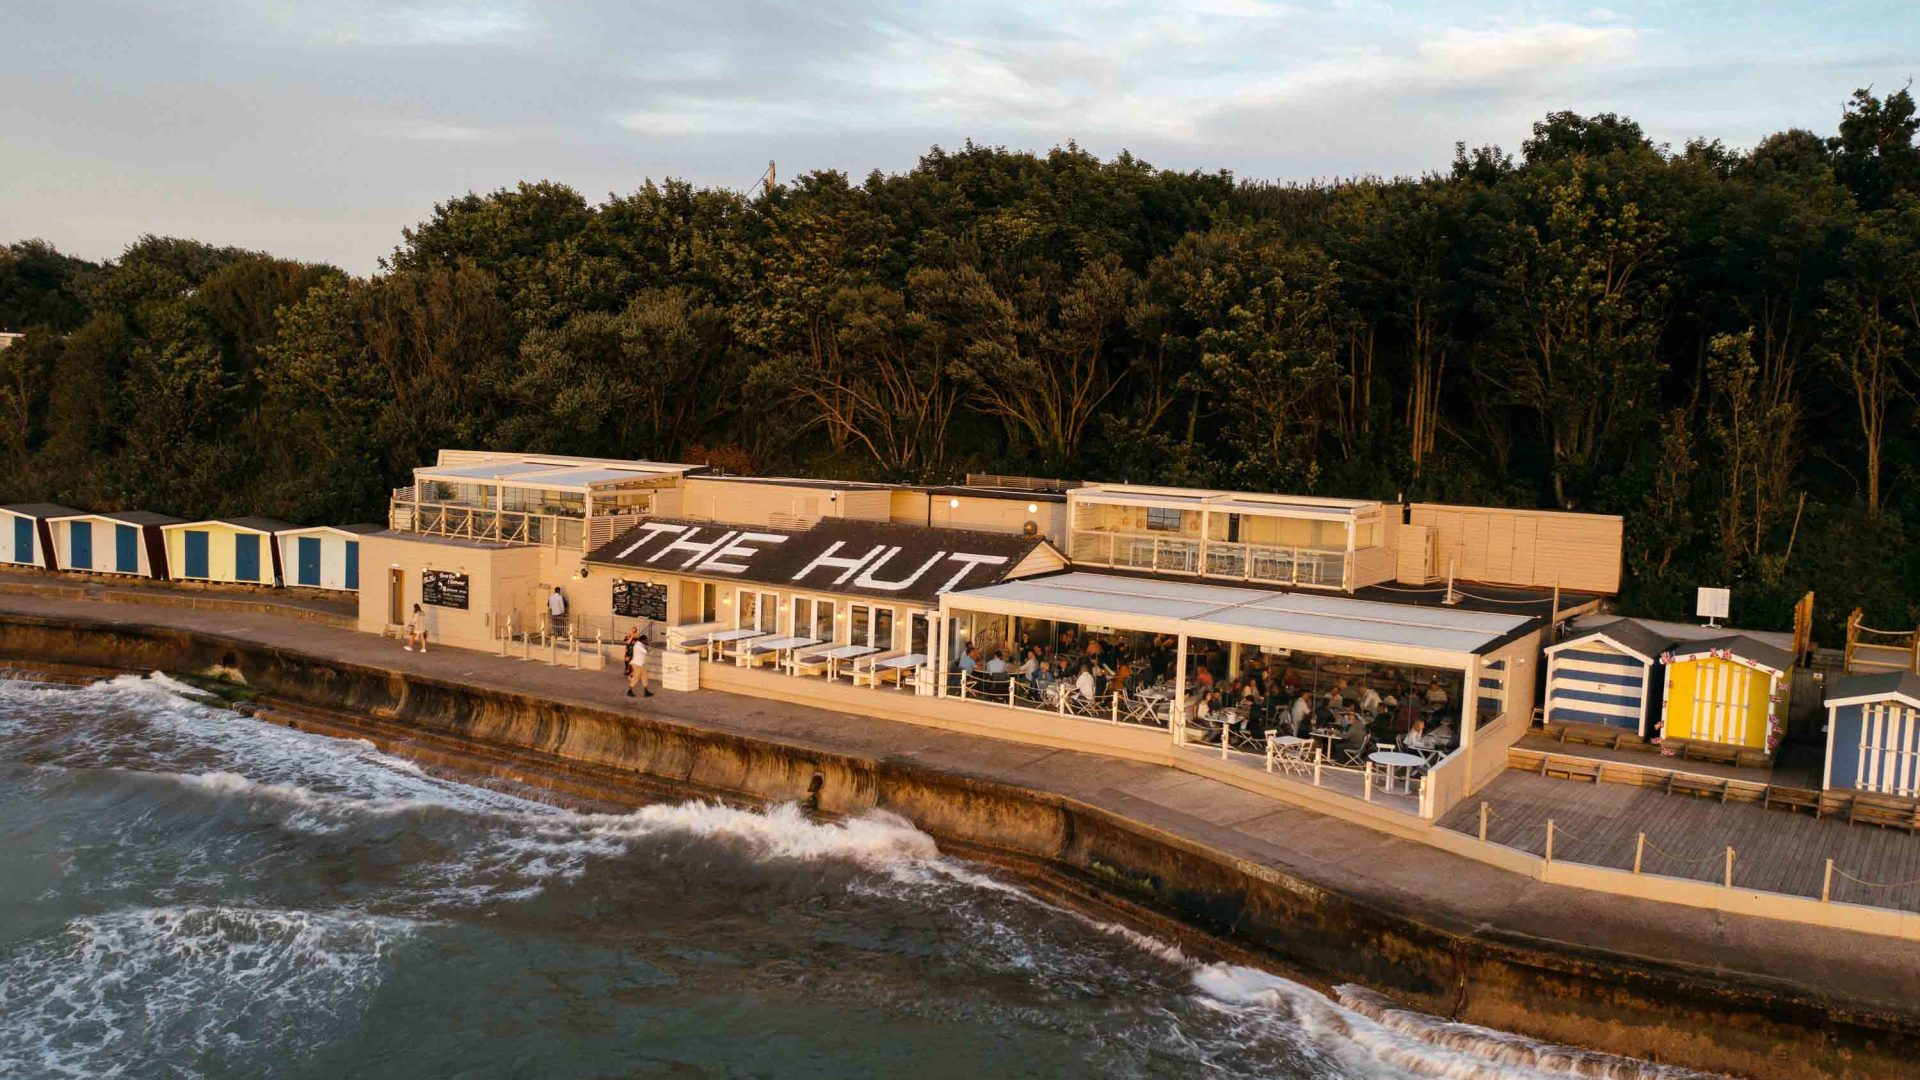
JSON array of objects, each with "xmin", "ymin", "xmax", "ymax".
[
  {"xmin": 0, "ymin": 673, "xmax": 1731, "ymax": 1079},
  {"xmin": 1193, "ymin": 964, "xmax": 1728, "ymax": 1080},
  {"xmin": 0, "ymin": 905, "xmax": 417, "ymax": 1080}
]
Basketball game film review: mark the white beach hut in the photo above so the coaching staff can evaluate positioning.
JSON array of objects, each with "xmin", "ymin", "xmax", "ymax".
[{"xmin": 275, "ymin": 523, "xmax": 379, "ymax": 591}]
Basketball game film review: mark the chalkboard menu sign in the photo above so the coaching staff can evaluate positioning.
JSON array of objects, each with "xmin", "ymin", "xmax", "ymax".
[
  {"xmin": 421, "ymin": 569, "xmax": 470, "ymax": 610},
  {"xmin": 612, "ymin": 578, "xmax": 667, "ymax": 620}
]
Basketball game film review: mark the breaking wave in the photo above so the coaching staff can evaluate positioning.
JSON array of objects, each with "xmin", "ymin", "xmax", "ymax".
[
  {"xmin": 0, "ymin": 905, "xmax": 417, "ymax": 1080},
  {"xmin": 0, "ymin": 673, "xmax": 1728, "ymax": 1079}
]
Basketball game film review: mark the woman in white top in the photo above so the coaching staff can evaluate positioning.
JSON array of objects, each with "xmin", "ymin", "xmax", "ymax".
[
  {"xmin": 627, "ymin": 630, "xmax": 653, "ymax": 698},
  {"xmin": 1074, "ymin": 665, "xmax": 1097, "ymax": 702}
]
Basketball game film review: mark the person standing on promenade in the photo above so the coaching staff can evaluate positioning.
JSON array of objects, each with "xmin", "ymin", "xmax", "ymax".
[
  {"xmin": 627, "ymin": 626, "xmax": 652, "ymax": 698},
  {"xmin": 547, "ymin": 586, "xmax": 569, "ymax": 638}
]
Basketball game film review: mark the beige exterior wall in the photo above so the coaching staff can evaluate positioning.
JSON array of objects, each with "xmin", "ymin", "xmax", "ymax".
[
  {"xmin": 1466, "ymin": 628, "xmax": 1545, "ymax": 793},
  {"xmin": 928, "ymin": 495, "xmax": 1066, "ymax": 541},
  {"xmin": 1409, "ymin": 504, "xmax": 1623, "ymax": 594},
  {"xmin": 678, "ymin": 477, "xmax": 894, "ymax": 528},
  {"xmin": 355, "ymin": 533, "xmax": 544, "ymax": 651}
]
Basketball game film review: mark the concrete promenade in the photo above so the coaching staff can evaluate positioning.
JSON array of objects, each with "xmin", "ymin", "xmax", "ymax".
[{"xmin": 2, "ymin": 587, "xmax": 1917, "ymax": 1022}]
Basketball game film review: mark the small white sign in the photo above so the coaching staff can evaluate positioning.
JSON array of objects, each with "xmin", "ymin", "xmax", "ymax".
[{"xmin": 1697, "ymin": 587, "xmax": 1731, "ymax": 623}]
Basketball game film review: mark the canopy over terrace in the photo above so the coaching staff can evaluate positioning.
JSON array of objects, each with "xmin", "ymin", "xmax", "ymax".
[{"xmin": 940, "ymin": 572, "xmax": 1542, "ymax": 767}]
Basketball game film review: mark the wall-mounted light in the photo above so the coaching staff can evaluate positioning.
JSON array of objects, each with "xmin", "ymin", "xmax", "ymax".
[
  {"xmin": 722, "ymin": 595, "xmax": 732, "ymax": 605},
  {"xmin": 1026, "ymin": 503, "xmax": 1039, "ymax": 514},
  {"xmin": 949, "ymin": 498, "xmax": 960, "ymax": 509}
]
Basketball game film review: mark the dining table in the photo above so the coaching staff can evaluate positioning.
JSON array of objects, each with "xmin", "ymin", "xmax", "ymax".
[
  {"xmin": 824, "ymin": 643, "xmax": 880, "ymax": 681},
  {"xmin": 1368, "ymin": 750, "xmax": 1427, "ymax": 795}
]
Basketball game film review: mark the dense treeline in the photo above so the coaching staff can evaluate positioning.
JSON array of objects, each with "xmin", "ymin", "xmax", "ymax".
[{"xmin": 3, "ymin": 90, "xmax": 1919, "ymax": 638}]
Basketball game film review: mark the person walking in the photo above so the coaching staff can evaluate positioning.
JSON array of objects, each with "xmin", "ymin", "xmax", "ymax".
[
  {"xmin": 622, "ymin": 626, "xmax": 639, "ymax": 679},
  {"xmin": 627, "ymin": 627, "xmax": 653, "ymax": 698},
  {"xmin": 404, "ymin": 603, "xmax": 427, "ymax": 652},
  {"xmin": 547, "ymin": 585, "xmax": 568, "ymax": 638}
]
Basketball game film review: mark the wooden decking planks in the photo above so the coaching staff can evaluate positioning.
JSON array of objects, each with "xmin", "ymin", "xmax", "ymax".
[{"xmin": 1441, "ymin": 770, "xmax": 1920, "ymax": 912}]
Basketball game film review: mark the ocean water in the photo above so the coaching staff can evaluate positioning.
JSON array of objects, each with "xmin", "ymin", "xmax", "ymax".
[{"xmin": 0, "ymin": 674, "xmax": 1723, "ymax": 1080}]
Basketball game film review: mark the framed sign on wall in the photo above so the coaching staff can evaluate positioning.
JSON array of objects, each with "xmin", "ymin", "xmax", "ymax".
[
  {"xmin": 421, "ymin": 569, "xmax": 470, "ymax": 610},
  {"xmin": 612, "ymin": 578, "xmax": 667, "ymax": 620}
]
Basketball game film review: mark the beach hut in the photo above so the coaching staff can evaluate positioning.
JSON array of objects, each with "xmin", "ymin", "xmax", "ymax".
[
  {"xmin": 1657, "ymin": 635, "xmax": 1793, "ymax": 755},
  {"xmin": 1543, "ymin": 618, "xmax": 1672, "ymax": 736},
  {"xmin": 160, "ymin": 517, "xmax": 295, "ymax": 586},
  {"xmin": 275, "ymin": 524, "xmax": 378, "ymax": 591},
  {"xmin": 47, "ymin": 510, "xmax": 182, "ymax": 579},
  {"xmin": 0, "ymin": 503, "xmax": 78, "ymax": 570},
  {"xmin": 1823, "ymin": 672, "xmax": 1920, "ymax": 797}
]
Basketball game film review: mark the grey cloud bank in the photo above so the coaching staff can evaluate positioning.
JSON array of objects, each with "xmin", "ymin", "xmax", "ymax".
[{"xmin": 2, "ymin": 0, "xmax": 1912, "ymax": 273}]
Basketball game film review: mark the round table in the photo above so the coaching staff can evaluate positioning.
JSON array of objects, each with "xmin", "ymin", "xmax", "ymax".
[
  {"xmin": 1309, "ymin": 728, "xmax": 1341, "ymax": 759},
  {"xmin": 1369, "ymin": 750, "xmax": 1427, "ymax": 795}
]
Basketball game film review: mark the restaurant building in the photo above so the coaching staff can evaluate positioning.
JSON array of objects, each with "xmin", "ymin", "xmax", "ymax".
[
  {"xmin": 582, "ymin": 516, "xmax": 1066, "ymax": 686},
  {"xmin": 357, "ymin": 450, "xmax": 1626, "ymax": 819}
]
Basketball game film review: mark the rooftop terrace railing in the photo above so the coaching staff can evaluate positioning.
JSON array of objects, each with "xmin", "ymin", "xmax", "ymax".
[{"xmin": 1070, "ymin": 530, "xmax": 1347, "ymax": 588}]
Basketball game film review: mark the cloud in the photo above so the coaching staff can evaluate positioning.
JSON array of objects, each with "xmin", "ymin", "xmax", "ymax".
[{"xmin": 1, "ymin": 0, "xmax": 1911, "ymax": 272}]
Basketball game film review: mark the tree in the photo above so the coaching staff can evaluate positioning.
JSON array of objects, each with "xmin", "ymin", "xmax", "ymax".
[
  {"xmin": 1817, "ymin": 202, "xmax": 1919, "ymax": 513},
  {"xmin": 1705, "ymin": 329, "xmax": 1799, "ymax": 578},
  {"xmin": 1830, "ymin": 86, "xmax": 1920, "ymax": 212},
  {"xmin": 950, "ymin": 255, "xmax": 1136, "ymax": 469},
  {"xmin": 1479, "ymin": 157, "xmax": 1671, "ymax": 508}
]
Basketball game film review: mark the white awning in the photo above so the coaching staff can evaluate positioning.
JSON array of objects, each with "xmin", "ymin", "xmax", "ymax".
[{"xmin": 944, "ymin": 572, "xmax": 1534, "ymax": 663}]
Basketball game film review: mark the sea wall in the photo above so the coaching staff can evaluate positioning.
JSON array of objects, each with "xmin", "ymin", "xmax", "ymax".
[{"xmin": 2, "ymin": 610, "xmax": 1913, "ymax": 1080}]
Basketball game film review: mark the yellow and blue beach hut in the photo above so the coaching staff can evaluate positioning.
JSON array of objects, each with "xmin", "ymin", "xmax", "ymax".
[
  {"xmin": 159, "ymin": 517, "xmax": 295, "ymax": 586},
  {"xmin": 1656, "ymin": 635, "xmax": 1793, "ymax": 755},
  {"xmin": 0, "ymin": 503, "xmax": 78, "ymax": 570},
  {"xmin": 47, "ymin": 510, "xmax": 183, "ymax": 579}
]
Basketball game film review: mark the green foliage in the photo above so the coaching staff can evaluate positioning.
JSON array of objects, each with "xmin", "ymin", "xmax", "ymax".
[{"xmin": 5, "ymin": 90, "xmax": 1920, "ymax": 637}]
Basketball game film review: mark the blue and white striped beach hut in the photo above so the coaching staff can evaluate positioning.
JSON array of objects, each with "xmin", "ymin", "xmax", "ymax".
[
  {"xmin": 1824, "ymin": 672, "xmax": 1920, "ymax": 797},
  {"xmin": 1543, "ymin": 618, "xmax": 1672, "ymax": 736}
]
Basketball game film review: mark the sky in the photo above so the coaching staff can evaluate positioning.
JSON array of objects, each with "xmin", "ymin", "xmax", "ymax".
[{"xmin": 2, "ymin": 1, "xmax": 1915, "ymax": 274}]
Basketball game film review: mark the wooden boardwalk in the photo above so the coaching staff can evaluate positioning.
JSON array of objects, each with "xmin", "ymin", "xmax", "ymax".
[{"xmin": 1440, "ymin": 769, "xmax": 1920, "ymax": 913}]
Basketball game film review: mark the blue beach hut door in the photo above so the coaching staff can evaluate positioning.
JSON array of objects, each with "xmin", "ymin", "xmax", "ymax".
[
  {"xmin": 344, "ymin": 541, "xmax": 359, "ymax": 590},
  {"xmin": 71, "ymin": 521, "xmax": 92, "ymax": 570},
  {"xmin": 297, "ymin": 537, "xmax": 321, "ymax": 587},
  {"xmin": 235, "ymin": 533, "xmax": 261, "ymax": 582},
  {"xmin": 184, "ymin": 531, "xmax": 209, "ymax": 579},
  {"xmin": 116, "ymin": 525, "xmax": 139, "ymax": 574},
  {"xmin": 12, "ymin": 516, "xmax": 30, "ymax": 564}
]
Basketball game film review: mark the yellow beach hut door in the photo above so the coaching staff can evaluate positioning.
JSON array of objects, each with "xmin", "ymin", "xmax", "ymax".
[{"xmin": 1687, "ymin": 657, "xmax": 1763, "ymax": 748}]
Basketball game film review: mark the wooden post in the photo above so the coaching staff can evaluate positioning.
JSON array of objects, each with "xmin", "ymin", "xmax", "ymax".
[
  {"xmin": 1634, "ymin": 833, "xmax": 1645, "ymax": 874},
  {"xmin": 1478, "ymin": 801, "xmax": 1489, "ymax": 842},
  {"xmin": 1823, "ymin": 858, "xmax": 1834, "ymax": 902},
  {"xmin": 1110, "ymin": 692, "xmax": 1119, "ymax": 725},
  {"xmin": 1724, "ymin": 846, "xmax": 1735, "ymax": 889},
  {"xmin": 1545, "ymin": 819, "xmax": 1555, "ymax": 865}
]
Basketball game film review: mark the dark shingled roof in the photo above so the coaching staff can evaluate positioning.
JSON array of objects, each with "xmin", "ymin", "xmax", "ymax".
[
  {"xmin": 1667, "ymin": 633, "xmax": 1796, "ymax": 674},
  {"xmin": 585, "ymin": 516, "xmax": 1053, "ymax": 605},
  {"xmin": 209, "ymin": 516, "xmax": 298, "ymax": 533},
  {"xmin": 1556, "ymin": 617, "xmax": 1675, "ymax": 661},
  {"xmin": 1, "ymin": 503, "xmax": 82, "ymax": 519},
  {"xmin": 59, "ymin": 509, "xmax": 185, "ymax": 526},
  {"xmin": 1827, "ymin": 671, "xmax": 1920, "ymax": 704}
]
